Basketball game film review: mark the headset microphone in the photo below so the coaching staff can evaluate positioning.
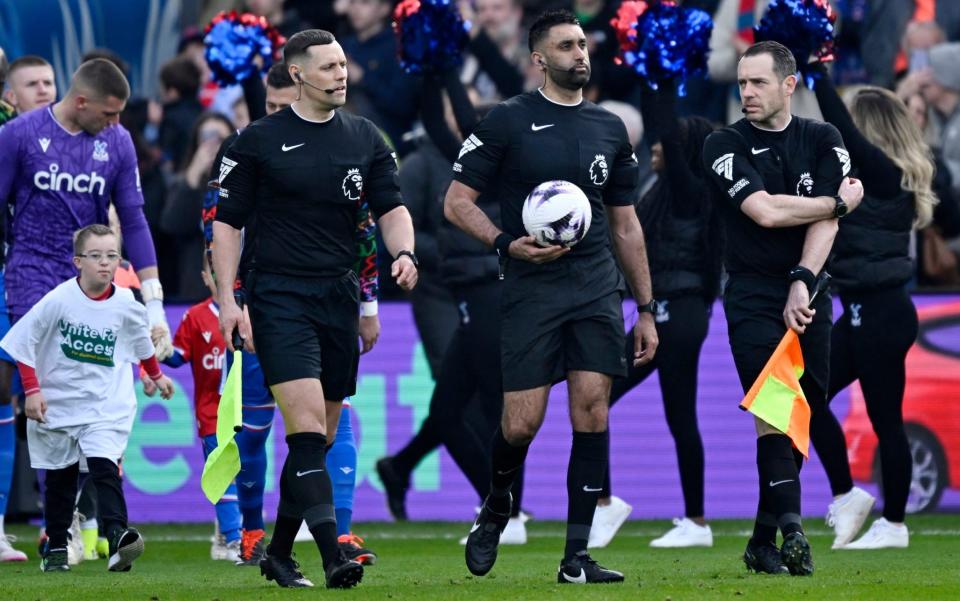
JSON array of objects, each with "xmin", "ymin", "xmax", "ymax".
[
  {"xmin": 297, "ymin": 72, "xmax": 338, "ymax": 94},
  {"xmin": 741, "ymin": 107, "xmax": 748, "ymax": 114}
]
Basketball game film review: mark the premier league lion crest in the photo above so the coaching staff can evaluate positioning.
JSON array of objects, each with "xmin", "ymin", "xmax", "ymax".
[
  {"xmin": 796, "ymin": 172, "xmax": 814, "ymax": 196},
  {"xmin": 589, "ymin": 154, "xmax": 609, "ymax": 186},
  {"xmin": 342, "ymin": 168, "xmax": 363, "ymax": 201}
]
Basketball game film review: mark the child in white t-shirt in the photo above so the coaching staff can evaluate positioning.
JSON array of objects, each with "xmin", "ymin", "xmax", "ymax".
[{"xmin": 0, "ymin": 224, "xmax": 173, "ymax": 573}]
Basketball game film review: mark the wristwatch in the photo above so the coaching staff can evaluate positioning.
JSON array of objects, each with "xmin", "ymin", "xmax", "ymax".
[
  {"xmin": 832, "ymin": 195, "xmax": 849, "ymax": 218},
  {"xmin": 788, "ymin": 265, "xmax": 817, "ymax": 293},
  {"xmin": 637, "ymin": 299, "xmax": 656, "ymax": 314},
  {"xmin": 396, "ymin": 250, "xmax": 419, "ymax": 268}
]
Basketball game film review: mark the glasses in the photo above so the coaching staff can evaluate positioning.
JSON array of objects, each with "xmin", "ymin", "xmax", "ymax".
[{"xmin": 77, "ymin": 252, "xmax": 122, "ymax": 262}]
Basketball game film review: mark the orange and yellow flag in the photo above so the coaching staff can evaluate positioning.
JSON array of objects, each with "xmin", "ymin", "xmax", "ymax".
[{"xmin": 739, "ymin": 330, "xmax": 811, "ymax": 457}]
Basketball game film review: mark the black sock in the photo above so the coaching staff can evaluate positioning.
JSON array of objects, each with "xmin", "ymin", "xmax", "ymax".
[
  {"xmin": 757, "ymin": 435, "xmax": 803, "ymax": 537},
  {"xmin": 751, "ymin": 484, "xmax": 779, "ymax": 546},
  {"xmin": 86, "ymin": 457, "xmax": 128, "ymax": 543},
  {"xmin": 600, "ymin": 463, "xmax": 612, "ymax": 499},
  {"xmin": 285, "ymin": 433, "xmax": 340, "ymax": 568},
  {"xmin": 267, "ymin": 456, "xmax": 302, "ymax": 558},
  {"xmin": 392, "ymin": 419, "xmax": 443, "ymax": 478},
  {"xmin": 44, "ymin": 463, "xmax": 80, "ymax": 550},
  {"xmin": 489, "ymin": 428, "xmax": 528, "ymax": 514},
  {"xmin": 565, "ymin": 431, "xmax": 608, "ymax": 560}
]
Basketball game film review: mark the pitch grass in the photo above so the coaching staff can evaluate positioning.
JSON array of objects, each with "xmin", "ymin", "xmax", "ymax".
[{"xmin": 3, "ymin": 516, "xmax": 959, "ymax": 600}]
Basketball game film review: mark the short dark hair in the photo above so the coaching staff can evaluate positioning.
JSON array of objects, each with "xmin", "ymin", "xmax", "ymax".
[
  {"xmin": 742, "ymin": 41, "xmax": 797, "ymax": 81},
  {"xmin": 528, "ymin": 9, "xmax": 580, "ymax": 53},
  {"xmin": 81, "ymin": 48, "xmax": 130, "ymax": 77},
  {"xmin": 8, "ymin": 55, "xmax": 52, "ymax": 78},
  {"xmin": 159, "ymin": 56, "xmax": 201, "ymax": 99},
  {"xmin": 266, "ymin": 62, "xmax": 294, "ymax": 89},
  {"xmin": 74, "ymin": 224, "xmax": 118, "ymax": 255},
  {"xmin": 73, "ymin": 58, "xmax": 130, "ymax": 101},
  {"xmin": 283, "ymin": 30, "xmax": 336, "ymax": 65}
]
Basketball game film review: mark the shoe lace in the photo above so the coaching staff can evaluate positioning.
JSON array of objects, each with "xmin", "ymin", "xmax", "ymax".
[
  {"xmin": 347, "ymin": 533, "xmax": 365, "ymax": 546},
  {"xmin": 278, "ymin": 554, "xmax": 304, "ymax": 577}
]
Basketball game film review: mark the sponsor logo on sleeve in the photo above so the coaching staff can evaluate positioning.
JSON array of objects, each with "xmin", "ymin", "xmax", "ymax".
[
  {"xmin": 458, "ymin": 134, "xmax": 483, "ymax": 160},
  {"xmin": 728, "ymin": 177, "xmax": 750, "ymax": 198},
  {"xmin": 712, "ymin": 153, "xmax": 734, "ymax": 181},
  {"xmin": 833, "ymin": 147, "xmax": 851, "ymax": 176}
]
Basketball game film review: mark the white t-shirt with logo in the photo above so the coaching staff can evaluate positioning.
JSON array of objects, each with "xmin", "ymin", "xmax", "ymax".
[{"xmin": 0, "ymin": 279, "xmax": 154, "ymax": 429}]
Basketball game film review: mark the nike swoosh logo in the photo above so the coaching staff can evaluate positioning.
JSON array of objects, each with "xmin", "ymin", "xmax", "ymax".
[
  {"xmin": 560, "ymin": 567, "xmax": 587, "ymax": 583},
  {"xmin": 241, "ymin": 481, "xmax": 256, "ymax": 488},
  {"xmin": 296, "ymin": 469, "xmax": 324, "ymax": 477},
  {"xmin": 469, "ymin": 520, "xmax": 481, "ymax": 534},
  {"xmin": 495, "ymin": 466, "xmax": 520, "ymax": 476},
  {"xmin": 769, "ymin": 479, "xmax": 794, "ymax": 487},
  {"xmin": 531, "ymin": 123, "xmax": 554, "ymax": 132},
  {"xmin": 751, "ymin": 147, "xmax": 770, "ymax": 155},
  {"xmin": 282, "ymin": 143, "xmax": 305, "ymax": 152},
  {"xmin": 582, "ymin": 486, "xmax": 603, "ymax": 492}
]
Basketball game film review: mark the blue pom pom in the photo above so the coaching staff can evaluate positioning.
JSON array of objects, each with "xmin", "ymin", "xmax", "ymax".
[
  {"xmin": 754, "ymin": 0, "xmax": 836, "ymax": 88},
  {"xmin": 204, "ymin": 12, "xmax": 284, "ymax": 87},
  {"xmin": 394, "ymin": 0, "xmax": 470, "ymax": 75},
  {"xmin": 612, "ymin": 1, "xmax": 713, "ymax": 95}
]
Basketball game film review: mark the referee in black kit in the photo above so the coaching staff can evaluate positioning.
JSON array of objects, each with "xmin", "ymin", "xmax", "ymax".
[
  {"xmin": 445, "ymin": 10, "xmax": 658, "ymax": 584},
  {"xmin": 212, "ymin": 30, "xmax": 417, "ymax": 589},
  {"xmin": 702, "ymin": 41, "xmax": 864, "ymax": 576}
]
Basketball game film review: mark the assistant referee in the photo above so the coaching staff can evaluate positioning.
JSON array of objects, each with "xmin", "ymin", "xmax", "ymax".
[
  {"xmin": 212, "ymin": 29, "xmax": 417, "ymax": 590},
  {"xmin": 702, "ymin": 41, "xmax": 864, "ymax": 576}
]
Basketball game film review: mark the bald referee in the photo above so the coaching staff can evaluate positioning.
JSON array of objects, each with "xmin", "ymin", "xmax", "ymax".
[{"xmin": 212, "ymin": 30, "xmax": 417, "ymax": 589}]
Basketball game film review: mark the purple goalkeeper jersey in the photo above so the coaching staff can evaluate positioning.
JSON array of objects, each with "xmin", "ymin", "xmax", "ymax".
[{"xmin": 0, "ymin": 107, "xmax": 152, "ymax": 318}]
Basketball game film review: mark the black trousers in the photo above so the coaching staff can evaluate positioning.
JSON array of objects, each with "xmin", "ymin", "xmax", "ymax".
[
  {"xmin": 608, "ymin": 295, "xmax": 710, "ymax": 518},
  {"xmin": 813, "ymin": 286, "xmax": 917, "ymax": 523}
]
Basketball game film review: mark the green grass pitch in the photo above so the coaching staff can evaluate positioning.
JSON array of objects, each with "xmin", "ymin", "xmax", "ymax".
[{"xmin": 3, "ymin": 516, "xmax": 959, "ymax": 600}]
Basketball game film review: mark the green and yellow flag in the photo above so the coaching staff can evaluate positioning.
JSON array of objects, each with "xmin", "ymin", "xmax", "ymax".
[
  {"xmin": 200, "ymin": 350, "xmax": 243, "ymax": 503},
  {"xmin": 739, "ymin": 329, "xmax": 811, "ymax": 458}
]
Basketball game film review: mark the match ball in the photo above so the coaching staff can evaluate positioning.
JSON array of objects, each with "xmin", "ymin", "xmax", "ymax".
[{"xmin": 521, "ymin": 180, "xmax": 592, "ymax": 247}]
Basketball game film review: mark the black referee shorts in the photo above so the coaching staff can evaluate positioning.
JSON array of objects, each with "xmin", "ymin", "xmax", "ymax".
[
  {"xmin": 500, "ymin": 253, "xmax": 627, "ymax": 392},
  {"xmin": 723, "ymin": 276, "xmax": 832, "ymax": 407},
  {"xmin": 247, "ymin": 271, "xmax": 360, "ymax": 399}
]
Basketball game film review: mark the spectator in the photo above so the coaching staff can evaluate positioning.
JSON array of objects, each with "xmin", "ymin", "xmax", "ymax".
[
  {"xmin": 3, "ymin": 55, "xmax": 56, "ymax": 114},
  {"xmin": 158, "ymin": 56, "xmax": 203, "ymax": 170},
  {"xmin": 161, "ymin": 112, "xmax": 234, "ymax": 301},
  {"xmin": 458, "ymin": 0, "xmax": 528, "ymax": 102},
  {"xmin": 246, "ymin": 0, "xmax": 310, "ymax": 40},
  {"xmin": 341, "ymin": 0, "xmax": 419, "ymax": 155},
  {"xmin": 916, "ymin": 43, "xmax": 960, "ymax": 197}
]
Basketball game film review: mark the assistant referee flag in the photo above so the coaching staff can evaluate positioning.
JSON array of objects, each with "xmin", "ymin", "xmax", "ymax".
[
  {"xmin": 739, "ymin": 329, "xmax": 811, "ymax": 458},
  {"xmin": 201, "ymin": 350, "xmax": 243, "ymax": 503}
]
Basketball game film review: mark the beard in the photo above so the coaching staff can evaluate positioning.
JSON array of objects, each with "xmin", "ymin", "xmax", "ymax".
[{"xmin": 549, "ymin": 63, "xmax": 591, "ymax": 91}]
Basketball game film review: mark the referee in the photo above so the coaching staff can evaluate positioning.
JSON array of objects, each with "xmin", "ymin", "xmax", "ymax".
[
  {"xmin": 702, "ymin": 41, "xmax": 864, "ymax": 576},
  {"xmin": 213, "ymin": 30, "xmax": 417, "ymax": 589},
  {"xmin": 445, "ymin": 10, "xmax": 658, "ymax": 584}
]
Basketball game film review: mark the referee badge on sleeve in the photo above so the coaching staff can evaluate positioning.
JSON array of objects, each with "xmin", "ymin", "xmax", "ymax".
[{"xmin": 218, "ymin": 157, "xmax": 237, "ymax": 184}]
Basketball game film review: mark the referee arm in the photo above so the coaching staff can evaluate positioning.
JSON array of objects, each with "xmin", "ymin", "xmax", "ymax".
[
  {"xmin": 444, "ymin": 181, "xmax": 568, "ymax": 263},
  {"xmin": 377, "ymin": 205, "xmax": 419, "ymax": 291},
  {"xmin": 608, "ymin": 205, "xmax": 658, "ymax": 366},
  {"xmin": 211, "ymin": 221, "xmax": 251, "ymax": 351}
]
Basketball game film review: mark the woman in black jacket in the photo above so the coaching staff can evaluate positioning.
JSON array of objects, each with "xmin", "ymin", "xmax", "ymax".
[
  {"xmin": 810, "ymin": 63, "xmax": 938, "ymax": 550},
  {"xmin": 591, "ymin": 81, "xmax": 722, "ymax": 550}
]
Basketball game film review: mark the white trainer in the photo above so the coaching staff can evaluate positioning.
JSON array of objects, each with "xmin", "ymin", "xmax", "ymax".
[
  {"xmin": 67, "ymin": 512, "xmax": 84, "ymax": 565},
  {"xmin": 826, "ymin": 486, "xmax": 875, "ymax": 549},
  {"xmin": 843, "ymin": 518, "xmax": 909, "ymax": 549},
  {"xmin": 649, "ymin": 517, "xmax": 713, "ymax": 548},
  {"xmin": 499, "ymin": 517, "xmax": 527, "ymax": 545},
  {"xmin": 210, "ymin": 534, "xmax": 241, "ymax": 561},
  {"xmin": 0, "ymin": 534, "xmax": 27, "ymax": 562},
  {"xmin": 587, "ymin": 496, "xmax": 632, "ymax": 549}
]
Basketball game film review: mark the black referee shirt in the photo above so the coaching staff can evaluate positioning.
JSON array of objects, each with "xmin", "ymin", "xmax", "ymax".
[
  {"xmin": 702, "ymin": 117, "xmax": 849, "ymax": 278},
  {"xmin": 215, "ymin": 106, "xmax": 402, "ymax": 278},
  {"xmin": 452, "ymin": 90, "xmax": 639, "ymax": 260}
]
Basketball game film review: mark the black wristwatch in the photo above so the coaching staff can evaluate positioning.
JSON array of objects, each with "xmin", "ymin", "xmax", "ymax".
[
  {"xmin": 637, "ymin": 299, "xmax": 656, "ymax": 314},
  {"xmin": 832, "ymin": 195, "xmax": 849, "ymax": 218},
  {"xmin": 396, "ymin": 250, "xmax": 418, "ymax": 268},
  {"xmin": 788, "ymin": 265, "xmax": 817, "ymax": 293}
]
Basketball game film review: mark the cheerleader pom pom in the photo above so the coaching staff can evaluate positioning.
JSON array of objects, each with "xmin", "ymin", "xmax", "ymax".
[
  {"xmin": 611, "ymin": 0, "xmax": 713, "ymax": 95},
  {"xmin": 204, "ymin": 10, "xmax": 285, "ymax": 87},
  {"xmin": 754, "ymin": 0, "xmax": 836, "ymax": 87},
  {"xmin": 393, "ymin": 0, "xmax": 470, "ymax": 75}
]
